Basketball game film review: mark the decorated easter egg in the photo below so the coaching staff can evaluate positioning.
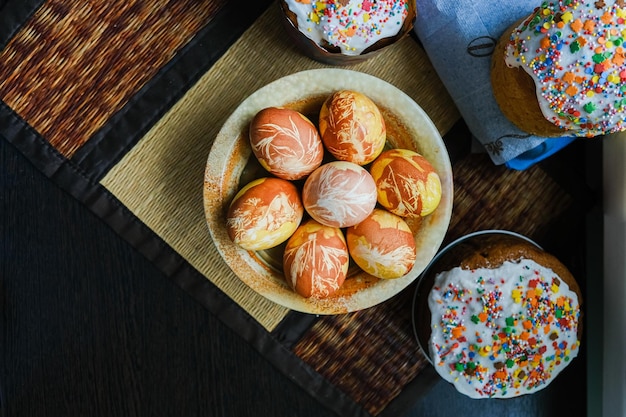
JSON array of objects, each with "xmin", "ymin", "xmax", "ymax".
[
  {"xmin": 249, "ymin": 107, "xmax": 324, "ymax": 180},
  {"xmin": 346, "ymin": 208, "xmax": 416, "ymax": 279},
  {"xmin": 226, "ymin": 177, "xmax": 303, "ymax": 251},
  {"xmin": 318, "ymin": 90, "xmax": 386, "ymax": 165},
  {"xmin": 283, "ymin": 219, "xmax": 349, "ymax": 298},
  {"xmin": 302, "ymin": 161, "xmax": 377, "ymax": 228},
  {"xmin": 369, "ymin": 148, "xmax": 442, "ymax": 217}
]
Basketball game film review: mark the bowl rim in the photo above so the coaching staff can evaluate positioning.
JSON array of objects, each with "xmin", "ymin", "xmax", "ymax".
[
  {"xmin": 204, "ymin": 68, "xmax": 454, "ymax": 314},
  {"xmin": 411, "ymin": 229, "xmax": 543, "ymax": 364}
]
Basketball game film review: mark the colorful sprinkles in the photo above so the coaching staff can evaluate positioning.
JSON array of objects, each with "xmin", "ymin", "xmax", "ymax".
[
  {"xmin": 504, "ymin": 0, "xmax": 626, "ymax": 136},
  {"xmin": 285, "ymin": 0, "xmax": 409, "ymax": 55},
  {"xmin": 428, "ymin": 259, "xmax": 581, "ymax": 399}
]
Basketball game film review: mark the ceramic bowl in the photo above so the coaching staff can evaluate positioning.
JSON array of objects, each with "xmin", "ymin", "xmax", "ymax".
[{"xmin": 204, "ymin": 68, "xmax": 453, "ymax": 314}]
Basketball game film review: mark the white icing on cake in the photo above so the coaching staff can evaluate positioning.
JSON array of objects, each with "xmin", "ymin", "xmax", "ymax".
[
  {"xmin": 428, "ymin": 258, "xmax": 581, "ymax": 398},
  {"xmin": 504, "ymin": 0, "xmax": 626, "ymax": 136},
  {"xmin": 283, "ymin": 0, "xmax": 410, "ymax": 56}
]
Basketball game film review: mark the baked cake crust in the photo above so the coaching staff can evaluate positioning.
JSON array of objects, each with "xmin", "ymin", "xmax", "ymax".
[{"xmin": 415, "ymin": 232, "xmax": 582, "ymax": 398}]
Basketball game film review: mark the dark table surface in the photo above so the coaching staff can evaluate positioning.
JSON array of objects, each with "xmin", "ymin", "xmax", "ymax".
[{"xmin": 2, "ymin": 132, "xmax": 595, "ymax": 417}]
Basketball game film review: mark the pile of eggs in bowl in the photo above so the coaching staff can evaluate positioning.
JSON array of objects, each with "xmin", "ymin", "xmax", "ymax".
[{"xmin": 225, "ymin": 90, "xmax": 442, "ymax": 299}]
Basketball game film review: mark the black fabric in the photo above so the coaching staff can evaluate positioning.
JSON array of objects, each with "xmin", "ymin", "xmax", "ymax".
[
  {"xmin": 0, "ymin": 102, "xmax": 66, "ymax": 178},
  {"xmin": 270, "ymin": 310, "xmax": 319, "ymax": 349},
  {"xmin": 70, "ymin": 0, "xmax": 274, "ymax": 182},
  {"xmin": 0, "ymin": 106, "xmax": 368, "ymax": 417},
  {"xmin": 0, "ymin": 2, "xmax": 439, "ymax": 415},
  {"xmin": 0, "ymin": 2, "xmax": 369, "ymax": 414},
  {"xmin": 0, "ymin": 0, "xmax": 44, "ymax": 49},
  {"xmin": 379, "ymin": 367, "xmax": 439, "ymax": 417}
]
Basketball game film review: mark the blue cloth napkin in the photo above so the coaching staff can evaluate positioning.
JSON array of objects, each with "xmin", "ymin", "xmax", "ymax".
[{"xmin": 413, "ymin": 0, "xmax": 576, "ymax": 169}]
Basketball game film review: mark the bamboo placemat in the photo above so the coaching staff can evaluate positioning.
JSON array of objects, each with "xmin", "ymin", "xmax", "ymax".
[
  {"xmin": 0, "ymin": 1, "xmax": 591, "ymax": 416},
  {"xmin": 96, "ymin": 5, "xmax": 581, "ymax": 415},
  {"xmin": 0, "ymin": 0, "xmax": 229, "ymax": 157},
  {"xmin": 100, "ymin": 4, "xmax": 460, "ymax": 331}
]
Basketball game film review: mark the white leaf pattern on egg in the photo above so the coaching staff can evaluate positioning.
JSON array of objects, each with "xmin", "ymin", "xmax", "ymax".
[
  {"xmin": 308, "ymin": 167, "xmax": 374, "ymax": 225},
  {"xmin": 379, "ymin": 170, "xmax": 424, "ymax": 216},
  {"xmin": 286, "ymin": 234, "xmax": 346, "ymax": 297},
  {"xmin": 227, "ymin": 192, "xmax": 298, "ymax": 243},
  {"xmin": 352, "ymin": 240, "xmax": 415, "ymax": 276},
  {"xmin": 326, "ymin": 95, "xmax": 369, "ymax": 161},
  {"xmin": 252, "ymin": 116, "xmax": 321, "ymax": 176}
]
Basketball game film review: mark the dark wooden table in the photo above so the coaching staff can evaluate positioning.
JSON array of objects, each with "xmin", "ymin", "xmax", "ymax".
[{"xmin": 2, "ymin": 133, "xmax": 596, "ymax": 417}]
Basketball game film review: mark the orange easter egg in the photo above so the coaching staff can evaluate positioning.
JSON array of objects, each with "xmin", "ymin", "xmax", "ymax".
[
  {"xmin": 249, "ymin": 107, "xmax": 324, "ymax": 180},
  {"xmin": 318, "ymin": 90, "xmax": 386, "ymax": 165},
  {"xmin": 283, "ymin": 219, "xmax": 349, "ymax": 298},
  {"xmin": 346, "ymin": 208, "xmax": 416, "ymax": 279},
  {"xmin": 226, "ymin": 177, "xmax": 303, "ymax": 250},
  {"xmin": 369, "ymin": 148, "xmax": 442, "ymax": 217},
  {"xmin": 302, "ymin": 161, "xmax": 377, "ymax": 228}
]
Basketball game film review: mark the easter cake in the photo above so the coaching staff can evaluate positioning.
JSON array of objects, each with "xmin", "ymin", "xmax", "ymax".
[
  {"xmin": 491, "ymin": 0, "xmax": 626, "ymax": 137},
  {"xmin": 279, "ymin": 0, "xmax": 417, "ymax": 64},
  {"xmin": 415, "ymin": 232, "xmax": 582, "ymax": 398}
]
